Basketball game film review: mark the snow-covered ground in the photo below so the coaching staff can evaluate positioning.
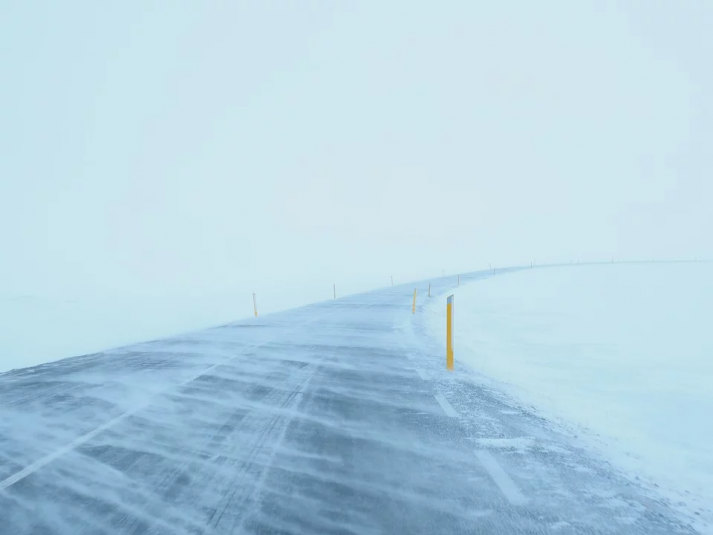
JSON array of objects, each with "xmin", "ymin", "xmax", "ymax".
[
  {"xmin": 0, "ymin": 278, "xmax": 383, "ymax": 373},
  {"xmin": 424, "ymin": 262, "xmax": 713, "ymax": 532}
]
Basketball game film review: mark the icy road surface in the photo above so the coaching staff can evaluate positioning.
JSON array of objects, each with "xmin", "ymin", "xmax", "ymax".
[{"xmin": 0, "ymin": 272, "xmax": 698, "ymax": 534}]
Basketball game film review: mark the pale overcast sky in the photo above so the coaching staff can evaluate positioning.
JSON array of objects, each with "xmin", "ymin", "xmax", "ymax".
[{"xmin": 1, "ymin": 1, "xmax": 711, "ymax": 297}]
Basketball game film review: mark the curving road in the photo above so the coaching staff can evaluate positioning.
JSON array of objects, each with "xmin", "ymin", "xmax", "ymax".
[{"xmin": 0, "ymin": 271, "xmax": 698, "ymax": 534}]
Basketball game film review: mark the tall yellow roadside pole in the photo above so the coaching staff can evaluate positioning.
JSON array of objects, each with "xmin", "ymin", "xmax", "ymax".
[
  {"xmin": 446, "ymin": 294, "xmax": 454, "ymax": 370},
  {"xmin": 253, "ymin": 293, "xmax": 258, "ymax": 317},
  {"xmin": 412, "ymin": 288, "xmax": 417, "ymax": 314}
]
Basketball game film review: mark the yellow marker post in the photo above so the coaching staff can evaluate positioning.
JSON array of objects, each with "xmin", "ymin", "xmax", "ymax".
[
  {"xmin": 446, "ymin": 294, "xmax": 454, "ymax": 371},
  {"xmin": 428, "ymin": 282, "xmax": 431, "ymax": 297},
  {"xmin": 253, "ymin": 293, "xmax": 258, "ymax": 317},
  {"xmin": 412, "ymin": 288, "xmax": 417, "ymax": 314}
]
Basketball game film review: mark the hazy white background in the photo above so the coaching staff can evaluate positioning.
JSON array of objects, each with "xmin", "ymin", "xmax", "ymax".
[{"xmin": 1, "ymin": 1, "xmax": 712, "ymax": 366}]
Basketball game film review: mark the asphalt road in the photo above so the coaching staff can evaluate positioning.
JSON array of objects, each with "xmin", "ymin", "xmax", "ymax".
[{"xmin": 0, "ymin": 272, "xmax": 699, "ymax": 534}]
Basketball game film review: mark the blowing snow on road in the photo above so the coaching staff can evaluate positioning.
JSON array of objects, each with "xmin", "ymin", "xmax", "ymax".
[
  {"xmin": 1, "ymin": 266, "xmax": 708, "ymax": 533},
  {"xmin": 2, "ymin": 1, "xmax": 712, "ymax": 533}
]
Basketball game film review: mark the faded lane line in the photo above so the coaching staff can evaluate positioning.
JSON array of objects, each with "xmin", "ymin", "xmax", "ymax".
[
  {"xmin": 414, "ymin": 368, "xmax": 427, "ymax": 380},
  {"xmin": 475, "ymin": 449, "xmax": 528, "ymax": 506},
  {"xmin": 434, "ymin": 394, "xmax": 458, "ymax": 417},
  {"xmin": 0, "ymin": 411, "xmax": 136, "ymax": 490},
  {"xmin": 1, "ymin": 294, "xmax": 390, "ymax": 491},
  {"xmin": 1, "ymin": 331, "xmax": 290, "ymax": 492}
]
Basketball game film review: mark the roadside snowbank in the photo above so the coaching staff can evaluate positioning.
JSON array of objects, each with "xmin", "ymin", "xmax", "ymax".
[{"xmin": 425, "ymin": 263, "xmax": 713, "ymax": 531}]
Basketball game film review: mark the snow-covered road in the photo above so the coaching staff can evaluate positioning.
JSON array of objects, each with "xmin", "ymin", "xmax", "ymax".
[{"xmin": 0, "ymin": 272, "xmax": 698, "ymax": 534}]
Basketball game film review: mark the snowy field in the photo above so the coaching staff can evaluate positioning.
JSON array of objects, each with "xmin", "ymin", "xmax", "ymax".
[
  {"xmin": 425, "ymin": 262, "xmax": 713, "ymax": 531},
  {"xmin": 0, "ymin": 278, "xmax": 384, "ymax": 373}
]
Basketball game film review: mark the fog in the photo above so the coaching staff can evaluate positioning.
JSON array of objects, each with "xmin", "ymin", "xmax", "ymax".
[
  {"xmin": 2, "ymin": 0, "xmax": 712, "ymax": 300},
  {"xmin": 2, "ymin": 4, "xmax": 712, "ymax": 529}
]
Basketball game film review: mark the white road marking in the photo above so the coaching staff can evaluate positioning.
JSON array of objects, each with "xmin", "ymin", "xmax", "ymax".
[
  {"xmin": 414, "ymin": 368, "xmax": 427, "ymax": 380},
  {"xmin": 434, "ymin": 394, "xmax": 458, "ymax": 417},
  {"xmin": 475, "ymin": 449, "xmax": 528, "ymax": 506},
  {"xmin": 475, "ymin": 437, "xmax": 534, "ymax": 451},
  {"xmin": 0, "ymin": 295, "xmax": 389, "ymax": 490},
  {"xmin": 0, "ymin": 410, "xmax": 136, "ymax": 490}
]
